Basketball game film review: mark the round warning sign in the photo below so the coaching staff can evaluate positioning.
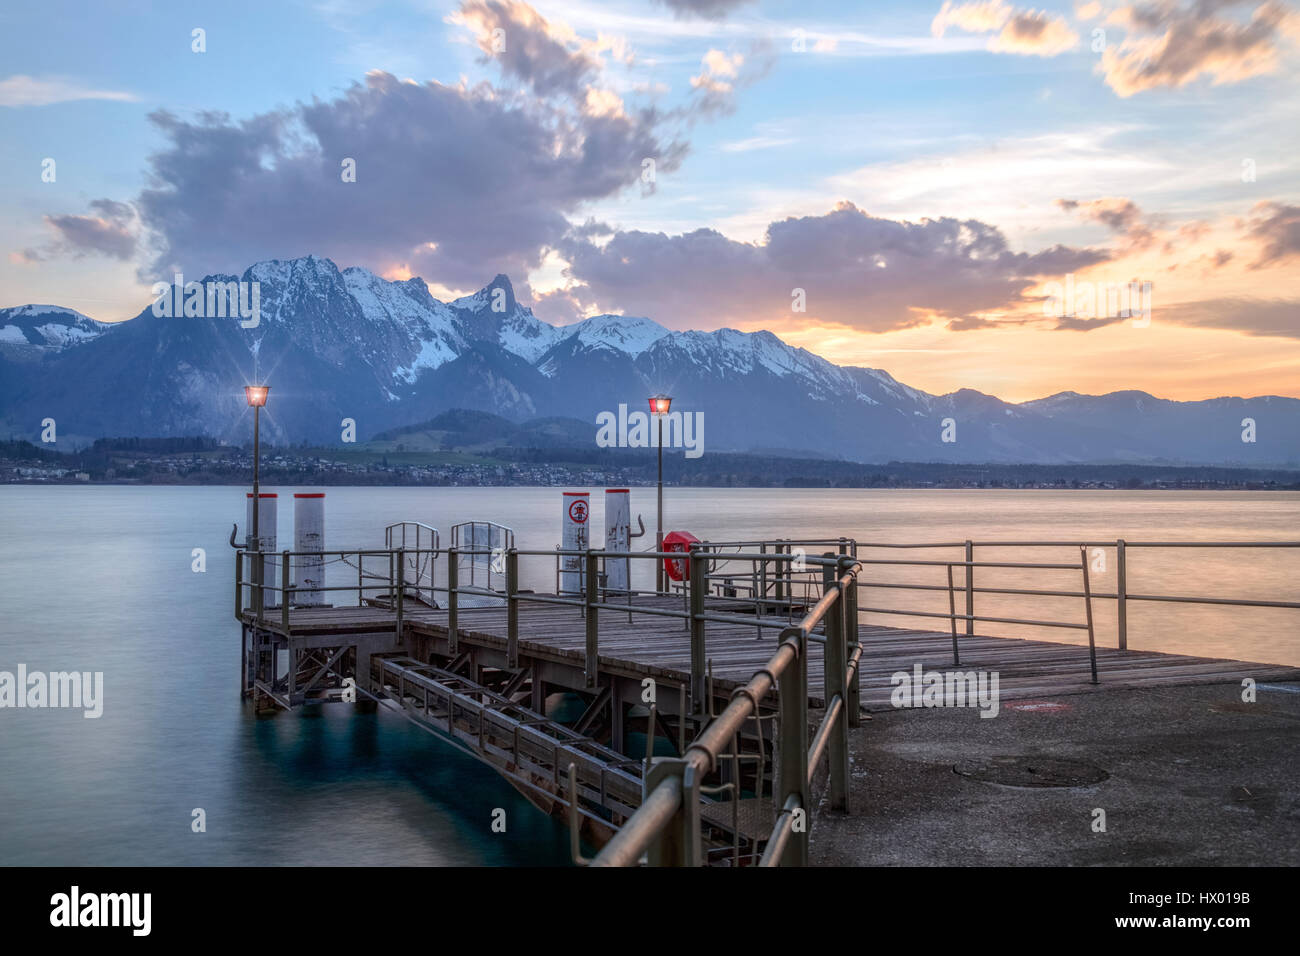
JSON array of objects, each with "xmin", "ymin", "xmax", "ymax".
[{"xmin": 568, "ymin": 499, "xmax": 589, "ymax": 523}]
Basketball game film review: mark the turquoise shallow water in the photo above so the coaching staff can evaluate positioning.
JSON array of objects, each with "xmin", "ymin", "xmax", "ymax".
[{"xmin": 0, "ymin": 486, "xmax": 1296, "ymax": 864}]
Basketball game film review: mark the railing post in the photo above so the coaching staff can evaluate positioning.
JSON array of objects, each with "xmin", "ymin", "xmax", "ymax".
[
  {"xmin": 642, "ymin": 758, "xmax": 700, "ymax": 866},
  {"xmin": 254, "ymin": 550, "xmax": 265, "ymax": 623},
  {"xmin": 688, "ymin": 547, "xmax": 707, "ymax": 714},
  {"xmin": 235, "ymin": 550, "xmax": 243, "ymax": 620},
  {"xmin": 776, "ymin": 630, "xmax": 809, "ymax": 866},
  {"xmin": 946, "ymin": 563, "xmax": 960, "ymax": 665},
  {"xmin": 395, "ymin": 547, "xmax": 405, "ymax": 640},
  {"xmin": 822, "ymin": 557, "xmax": 848, "ymax": 812},
  {"xmin": 845, "ymin": 564, "xmax": 861, "ymax": 728},
  {"xmin": 507, "ymin": 548, "xmax": 519, "ymax": 669},
  {"xmin": 281, "ymin": 550, "xmax": 291, "ymax": 632},
  {"xmin": 1116, "ymin": 539, "xmax": 1128, "ymax": 650},
  {"xmin": 1080, "ymin": 545, "xmax": 1099, "ymax": 685},
  {"xmin": 964, "ymin": 540, "xmax": 974, "ymax": 637},
  {"xmin": 774, "ymin": 541, "xmax": 785, "ymax": 604},
  {"xmin": 584, "ymin": 549, "xmax": 599, "ymax": 688},
  {"xmin": 447, "ymin": 547, "xmax": 459, "ymax": 655}
]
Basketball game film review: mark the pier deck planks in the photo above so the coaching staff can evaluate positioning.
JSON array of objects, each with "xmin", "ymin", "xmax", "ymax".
[{"xmin": 245, "ymin": 594, "xmax": 1300, "ymax": 710}]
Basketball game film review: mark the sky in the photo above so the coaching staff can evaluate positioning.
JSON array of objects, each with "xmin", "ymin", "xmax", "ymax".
[{"xmin": 1, "ymin": 0, "xmax": 1297, "ymax": 402}]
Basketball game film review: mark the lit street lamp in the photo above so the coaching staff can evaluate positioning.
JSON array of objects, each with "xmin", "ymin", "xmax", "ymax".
[
  {"xmin": 649, "ymin": 395, "xmax": 672, "ymax": 593},
  {"xmin": 245, "ymin": 384, "xmax": 270, "ymax": 613}
]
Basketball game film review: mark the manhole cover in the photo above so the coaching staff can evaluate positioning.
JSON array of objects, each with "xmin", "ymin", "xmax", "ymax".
[{"xmin": 953, "ymin": 755, "xmax": 1109, "ymax": 788}]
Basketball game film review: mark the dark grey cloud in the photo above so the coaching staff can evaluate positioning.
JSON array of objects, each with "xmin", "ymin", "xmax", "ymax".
[
  {"xmin": 123, "ymin": 69, "xmax": 684, "ymax": 287},
  {"xmin": 43, "ymin": 199, "xmax": 136, "ymax": 259},
  {"xmin": 1244, "ymin": 201, "xmax": 1300, "ymax": 267},
  {"xmin": 654, "ymin": 0, "xmax": 756, "ymax": 20},
  {"xmin": 554, "ymin": 201, "xmax": 1109, "ymax": 332}
]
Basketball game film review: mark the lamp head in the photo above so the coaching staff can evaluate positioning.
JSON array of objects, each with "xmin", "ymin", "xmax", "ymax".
[
  {"xmin": 244, "ymin": 385, "xmax": 270, "ymax": 408},
  {"xmin": 648, "ymin": 395, "xmax": 672, "ymax": 416}
]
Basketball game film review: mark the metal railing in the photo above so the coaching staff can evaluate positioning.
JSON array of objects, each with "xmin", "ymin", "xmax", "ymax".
[
  {"xmin": 386, "ymin": 522, "xmax": 439, "ymax": 606},
  {"xmin": 237, "ymin": 533, "xmax": 1299, "ymax": 864},
  {"xmin": 236, "ymin": 545, "xmax": 444, "ymax": 636},
  {"xmin": 592, "ymin": 549, "xmax": 862, "ymax": 866},
  {"xmin": 848, "ymin": 539, "xmax": 1300, "ymax": 651}
]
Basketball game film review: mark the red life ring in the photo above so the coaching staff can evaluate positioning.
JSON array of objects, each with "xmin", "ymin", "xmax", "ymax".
[{"xmin": 662, "ymin": 531, "xmax": 700, "ymax": 582}]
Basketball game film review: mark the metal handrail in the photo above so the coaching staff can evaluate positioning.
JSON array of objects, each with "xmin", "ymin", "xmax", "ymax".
[
  {"xmin": 237, "ymin": 534, "xmax": 1297, "ymax": 864},
  {"xmin": 593, "ymin": 557, "xmax": 863, "ymax": 866}
]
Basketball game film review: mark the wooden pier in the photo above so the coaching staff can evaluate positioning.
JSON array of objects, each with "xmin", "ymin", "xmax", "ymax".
[
  {"xmin": 243, "ymin": 595, "xmax": 1299, "ymax": 710},
  {"xmin": 238, "ymin": 575, "xmax": 1299, "ymax": 860}
]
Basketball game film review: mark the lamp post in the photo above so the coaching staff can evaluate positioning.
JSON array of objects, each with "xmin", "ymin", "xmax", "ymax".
[
  {"xmin": 649, "ymin": 395, "xmax": 672, "ymax": 593},
  {"xmin": 245, "ymin": 385, "xmax": 269, "ymax": 613}
]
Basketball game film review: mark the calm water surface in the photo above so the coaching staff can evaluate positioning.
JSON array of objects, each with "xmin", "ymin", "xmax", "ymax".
[{"xmin": 1, "ymin": 486, "xmax": 1296, "ymax": 865}]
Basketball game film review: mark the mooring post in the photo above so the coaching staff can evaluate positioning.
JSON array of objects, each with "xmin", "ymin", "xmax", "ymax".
[
  {"xmin": 584, "ymin": 549, "xmax": 599, "ymax": 687},
  {"xmin": 776, "ymin": 629, "xmax": 809, "ymax": 866},
  {"xmin": 447, "ymin": 547, "xmax": 459, "ymax": 655},
  {"xmin": 1116, "ymin": 539, "xmax": 1128, "ymax": 650},
  {"xmin": 688, "ymin": 547, "xmax": 707, "ymax": 714},
  {"xmin": 507, "ymin": 548, "xmax": 519, "ymax": 669},
  {"xmin": 822, "ymin": 557, "xmax": 849, "ymax": 812}
]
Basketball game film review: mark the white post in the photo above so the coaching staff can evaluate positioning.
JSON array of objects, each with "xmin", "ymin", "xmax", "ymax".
[
  {"xmin": 293, "ymin": 493, "xmax": 325, "ymax": 606},
  {"xmin": 604, "ymin": 488, "xmax": 631, "ymax": 593},
  {"xmin": 245, "ymin": 493, "xmax": 277, "ymax": 600},
  {"xmin": 561, "ymin": 492, "xmax": 590, "ymax": 595}
]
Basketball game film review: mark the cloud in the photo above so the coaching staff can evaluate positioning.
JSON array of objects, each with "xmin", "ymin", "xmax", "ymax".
[
  {"xmin": 990, "ymin": 9, "xmax": 1081, "ymax": 54},
  {"xmin": 653, "ymin": 0, "xmax": 756, "ymax": 19},
  {"xmin": 1243, "ymin": 201, "xmax": 1300, "ymax": 267},
  {"xmin": 1057, "ymin": 196, "xmax": 1157, "ymax": 248},
  {"xmin": 687, "ymin": 45, "xmax": 774, "ymax": 117},
  {"xmin": 123, "ymin": 71, "xmax": 685, "ymax": 287},
  {"xmin": 555, "ymin": 201, "xmax": 1108, "ymax": 332},
  {"xmin": 0, "ymin": 75, "xmax": 137, "ymax": 107},
  {"xmin": 452, "ymin": 0, "xmax": 603, "ymax": 99},
  {"xmin": 1052, "ymin": 313, "xmax": 1129, "ymax": 331},
  {"xmin": 932, "ymin": 1, "xmax": 1079, "ymax": 56},
  {"xmin": 42, "ymin": 199, "xmax": 138, "ymax": 259},
  {"xmin": 1163, "ymin": 297, "xmax": 1300, "ymax": 338},
  {"xmin": 1098, "ymin": 0, "xmax": 1299, "ymax": 96}
]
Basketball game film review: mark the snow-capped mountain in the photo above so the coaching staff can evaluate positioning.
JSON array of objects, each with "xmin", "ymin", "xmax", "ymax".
[
  {"xmin": 1, "ymin": 254, "xmax": 1296, "ymax": 466},
  {"xmin": 0, "ymin": 305, "xmax": 112, "ymax": 357}
]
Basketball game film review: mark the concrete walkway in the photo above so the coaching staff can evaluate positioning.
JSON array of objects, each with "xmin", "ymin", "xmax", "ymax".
[{"xmin": 811, "ymin": 679, "xmax": 1300, "ymax": 866}]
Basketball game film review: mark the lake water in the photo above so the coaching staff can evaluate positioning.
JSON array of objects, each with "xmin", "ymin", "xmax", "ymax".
[{"xmin": 1, "ymin": 486, "xmax": 1296, "ymax": 865}]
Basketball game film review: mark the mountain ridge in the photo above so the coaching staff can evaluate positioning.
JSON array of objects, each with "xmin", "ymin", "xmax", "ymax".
[{"xmin": 1, "ymin": 254, "xmax": 1296, "ymax": 467}]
